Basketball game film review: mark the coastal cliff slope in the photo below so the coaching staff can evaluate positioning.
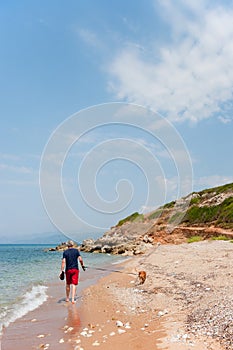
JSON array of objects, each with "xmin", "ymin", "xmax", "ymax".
[{"xmin": 80, "ymin": 182, "xmax": 233, "ymax": 255}]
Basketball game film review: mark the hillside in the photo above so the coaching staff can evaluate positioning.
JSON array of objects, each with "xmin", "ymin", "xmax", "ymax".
[{"xmin": 80, "ymin": 183, "xmax": 233, "ymax": 255}]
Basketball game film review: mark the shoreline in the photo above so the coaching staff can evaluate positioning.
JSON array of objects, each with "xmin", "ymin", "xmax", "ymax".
[
  {"xmin": 1, "ymin": 268, "xmax": 101, "ymax": 350},
  {"xmin": 2, "ymin": 240, "xmax": 233, "ymax": 349}
]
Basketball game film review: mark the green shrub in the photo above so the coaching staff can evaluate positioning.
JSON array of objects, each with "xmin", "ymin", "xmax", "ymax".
[
  {"xmin": 116, "ymin": 212, "xmax": 144, "ymax": 226},
  {"xmin": 190, "ymin": 197, "xmax": 201, "ymax": 205},
  {"xmin": 187, "ymin": 236, "xmax": 203, "ymax": 243},
  {"xmin": 182, "ymin": 197, "xmax": 233, "ymax": 225},
  {"xmin": 163, "ymin": 201, "xmax": 176, "ymax": 209},
  {"xmin": 211, "ymin": 235, "xmax": 230, "ymax": 241},
  {"xmin": 216, "ymin": 197, "xmax": 233, "ymax": 223}
]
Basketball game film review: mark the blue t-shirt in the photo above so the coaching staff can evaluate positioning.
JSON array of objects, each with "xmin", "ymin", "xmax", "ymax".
[{"xmin": 63, "ymin": 248, "xmax": 80, "ymax": 271}]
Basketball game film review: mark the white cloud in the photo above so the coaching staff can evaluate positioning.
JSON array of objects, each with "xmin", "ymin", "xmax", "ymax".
[
  {"xmin": 195, "ymin": 175, "xmax": 233, "ymax": 190},
  {"xmin": 108, "ymin": 1, "xmax": 233, "ymax": 123}
]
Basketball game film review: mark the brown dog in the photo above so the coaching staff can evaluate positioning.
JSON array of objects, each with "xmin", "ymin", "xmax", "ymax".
[{"xmin": 137, "ymin": 271, "xmax": 147, "ymax": 285}]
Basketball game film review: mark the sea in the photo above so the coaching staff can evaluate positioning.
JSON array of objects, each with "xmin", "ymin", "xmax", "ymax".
[{"xmin": 0, "ymin": 244, "xmax": 124, "ymax": 335}]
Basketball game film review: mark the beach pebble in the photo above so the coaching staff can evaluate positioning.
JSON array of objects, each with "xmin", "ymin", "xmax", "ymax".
[
  {"xmin": 182, "ymin": 333, "xmax": 190, "ymax": 340},
  {"xmin": 80, "ymin": 331, "xmax": 88, "ymax": 337},
  {"xmin": 116, "ymin": 320, "xmax": 124, "ymax": 327},
  {"xmin": 109, "ymin": 332, "xmax": 116, "ymax": 336},
  {"xmin": 92, "ymin": 341, "xmax": 100, "ymax": 346},
  {"xmin": 31, "ymin": 318, "xmax": 37, "ymax": 322},
  {"xmin": 157, "ymin": 309, "xmax": 168, "ymax": 317},
  {"xmin": 59, "ymin": 338, "xmax": 65, "ymax": 343},
  {"xmin": 64, "ymin": 327, "xmax": 74, "ymax": 333},
  {"xmin": 125, "ymin": 322, "xmax": 131, "ymax": 329},
  {"xmin": 37, "ymin": 334, "xmax": 45, "ymax": 338},
  {"xmin": 144, "ymin": 323, "xmax": 149, "ymax": 328},
  {"xmin": 118, "ymin": 329, "xmax": 126, "ymax": 334}
]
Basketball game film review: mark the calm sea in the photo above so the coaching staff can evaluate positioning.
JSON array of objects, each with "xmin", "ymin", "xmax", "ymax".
[{"xmin": 0, "ymin": 244, "xmax": 124, "ymax": 334}]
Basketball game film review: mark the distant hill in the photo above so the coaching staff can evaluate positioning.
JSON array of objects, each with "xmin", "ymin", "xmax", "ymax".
[
  {"xmin": 1, "ymin": 230, "xmax": 104, "ymax": 245},
  {"xmin": 1, "ymin": 232, "xmax": 69, "ymax": 245}
]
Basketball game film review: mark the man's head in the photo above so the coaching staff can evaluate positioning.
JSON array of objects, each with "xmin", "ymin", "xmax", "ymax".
[{"xmin": 67, "ymin": 240, "xmax": 74, "ymax": 247}]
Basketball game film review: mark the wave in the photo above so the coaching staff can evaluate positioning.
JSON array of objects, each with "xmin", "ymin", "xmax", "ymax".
[{"xmin": 0, "ymin": 285, "xmax": 48, "ymax": 334}]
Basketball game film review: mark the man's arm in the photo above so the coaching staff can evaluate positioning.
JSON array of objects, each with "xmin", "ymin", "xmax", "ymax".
[
  {"xmin": 61, "ymin": 258, "xmax": 66, "ymax": 272},
  {"xmin": 78, "ymin": 255, "xmax": 85, "ymax": 270}
]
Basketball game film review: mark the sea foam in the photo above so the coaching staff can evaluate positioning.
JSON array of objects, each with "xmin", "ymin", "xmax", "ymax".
[{"xmin": 0, "ymin": 285, "xmax": 48, "ymax": 333}]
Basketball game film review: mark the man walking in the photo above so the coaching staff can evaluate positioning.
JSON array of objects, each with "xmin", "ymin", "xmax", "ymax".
[{"xmin": 60, "ymin": 240, "xmax": 85, "ymax": 304}]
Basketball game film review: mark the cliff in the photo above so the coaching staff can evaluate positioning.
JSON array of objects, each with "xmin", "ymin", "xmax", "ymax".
[{"xmin": 80, "ymin": 182, "xmax": 233, "ymax": 255}]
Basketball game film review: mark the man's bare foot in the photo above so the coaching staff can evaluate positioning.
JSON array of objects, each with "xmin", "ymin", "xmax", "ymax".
[
  {"xmin": 66, "ymin": 299, "xmax": 69, "ymax": 302},
  {"xmin": 72, "ymin": 300, "xmax": 76, "ymax": 304}
]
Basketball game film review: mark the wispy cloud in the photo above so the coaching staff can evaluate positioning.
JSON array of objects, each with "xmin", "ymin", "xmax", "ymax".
[
  {"xmin": 218, "ymin": 116, "xmax": 232, "ymax": 124},
  {"xmin": 77, "ymin": 28, "xmax": 103, "ymax": 49},
  {"xmin": 195, "ymin": 175, "xmax": 233, "ymax": 190},
  {"xmin": 0, "ymin": 163, "xmax": 33, "ymax": 174},
  {"xmin": 107, "ymin": 1, "xmax": 233, "ymax": 123}
]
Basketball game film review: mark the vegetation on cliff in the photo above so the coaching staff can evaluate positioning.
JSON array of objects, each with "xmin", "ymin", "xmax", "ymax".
[
  {"xmin": 120, "ymin": 183, "xmax": 233, "ymax": 229},
  {"xmin": 166, "ymin": 183, "xmax": 233, "ymax": 229},
  {"xmin": 116, "ymin": 212, "xmax": 144, "ymax": 226}
]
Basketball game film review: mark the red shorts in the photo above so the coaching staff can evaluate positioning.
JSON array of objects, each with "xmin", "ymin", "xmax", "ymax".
[{"xmin": 66, "ymin": 269, "xmax": 79, "ymax": 285}]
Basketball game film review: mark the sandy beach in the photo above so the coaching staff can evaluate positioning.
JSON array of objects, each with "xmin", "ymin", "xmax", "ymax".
[{"xmin": 2, "ymin": 240, "xmax": 233, "ymax": 350}]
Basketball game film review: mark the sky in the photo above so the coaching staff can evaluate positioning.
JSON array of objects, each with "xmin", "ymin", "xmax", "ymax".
[{"xmin": 1, "ymin": 0, "xmax": 233, "ymax": 242}]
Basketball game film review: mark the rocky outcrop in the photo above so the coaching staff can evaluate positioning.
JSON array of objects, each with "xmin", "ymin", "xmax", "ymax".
[
  {"xmin": 80, "ymin": 222, "xmax": 153, "ymax": 255},
  {"xmin": 47, "ymin": 242, "xmax": 79, "ymax": 252}
]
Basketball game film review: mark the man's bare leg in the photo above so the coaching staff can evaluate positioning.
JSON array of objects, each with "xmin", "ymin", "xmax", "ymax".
[
  {"xmin": 71, "ymin": 284, "xmax": 77, "ymax": 303},
  {"xmin": 66, "ymin": 284, "xmax": 70, "ymax": 302}
]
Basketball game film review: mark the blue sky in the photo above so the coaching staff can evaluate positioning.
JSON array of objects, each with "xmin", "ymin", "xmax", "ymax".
[{"xmin": 1, "ymin": 0, "xmax": 233, "ymax": 242}]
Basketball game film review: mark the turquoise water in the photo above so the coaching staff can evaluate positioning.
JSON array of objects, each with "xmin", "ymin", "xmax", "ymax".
[{"xmin": 0, "ymin": 244, "xmax": 123, "ymax": 333}]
